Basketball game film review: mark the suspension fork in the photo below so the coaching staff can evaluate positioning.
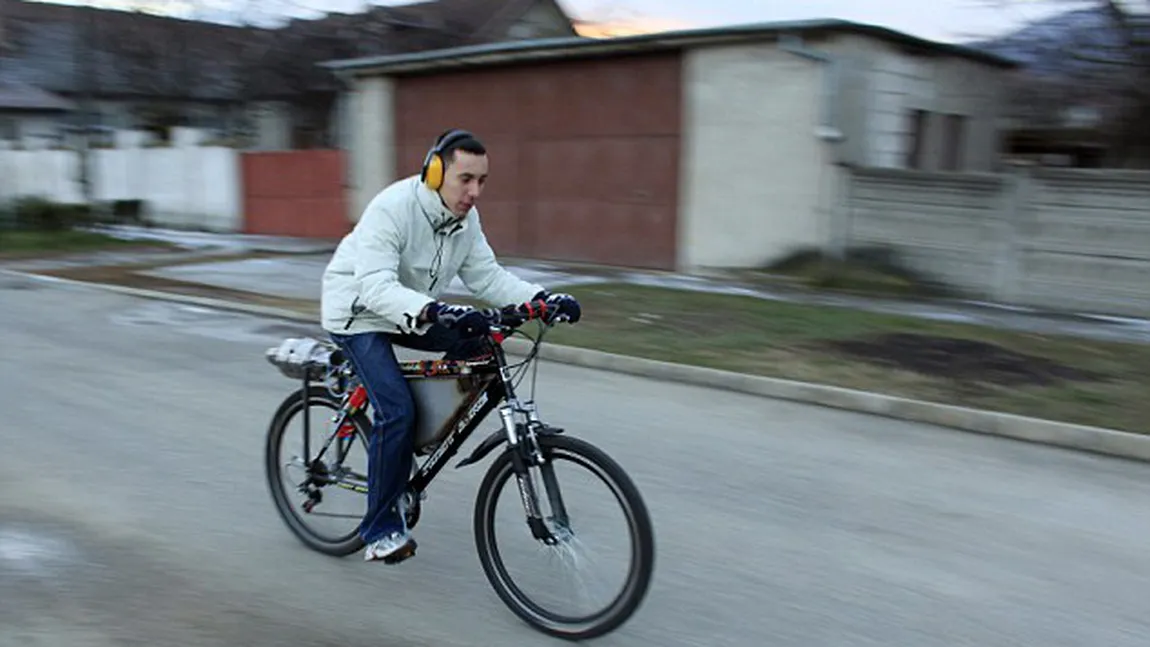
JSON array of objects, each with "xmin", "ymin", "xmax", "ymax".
[
  {"xmin": 498, "ymin": 400, "xmax": 574, "ymax": 544},
  {"xmin": 521, "ymin": 399, "xmax": 572, "ymax": 527},
  {"xmin": 491, "ymin": 337, "xmax": 570, "ymax": 543}
]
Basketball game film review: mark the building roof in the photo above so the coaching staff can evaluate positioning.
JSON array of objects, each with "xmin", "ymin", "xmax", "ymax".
[
  {"xmin": 321, "ymin": 18, "xmax": 1020, "ymax": 77},
  {"xmin": 0, "ymin": 0, "xmax": 578, "ymax": 101},
  {"xmin": 422, "ymin": 0, "xmax": 578, "ymax": 43},
  {"xmin": 0, "ymin": 0, "xmax": 258, "ymax": 100}
]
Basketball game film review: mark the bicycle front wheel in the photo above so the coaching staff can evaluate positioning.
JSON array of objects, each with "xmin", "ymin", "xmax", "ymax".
[{"xmin": 473, "ymin": 434, "xmax": 655, "ymax": 640}]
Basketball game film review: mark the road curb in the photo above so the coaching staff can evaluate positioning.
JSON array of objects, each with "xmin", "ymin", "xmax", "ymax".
[
  {"xmin": 10, "ymin": 268, "xmax": 1150, "ymax": 464},
  {"xmin": 503, "ymin": 337, "xmax": 1150, "ymax": 462}
]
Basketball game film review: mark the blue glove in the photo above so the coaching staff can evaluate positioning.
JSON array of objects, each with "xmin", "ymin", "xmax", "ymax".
[
  {"xmin": 533, "ymin": 291, "xmax": 581, "ymax": 323},
  {"xmin": 424, "ymin": 302, "xmax": 497, "ymax": 338}
]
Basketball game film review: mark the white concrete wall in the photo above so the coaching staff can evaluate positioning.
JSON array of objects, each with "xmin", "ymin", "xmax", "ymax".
[
  {"xmin": 847, "ymin": 168, "xmax": 1005, "ymax": 297},
  {"xmin": 0, "ymin": 149, "xmax": 86, "ymax": 204},
  {"xmin": 865, "ymin": 53, "xmax": 930, "ymax": 168},
  {"xmin": 677, "ymin": 41, "xmax": 829, "ymax": 270},
  {"xmin": 675, "ymin": 34, "xmax": 1009, "ymax": 271},
  {"xmin": 91, "ymin": 146, "xmax": 241, "ymax": 231},
  {"xmin": 846, "ymin": 166, "xmax": 1150, "ymax": 318},
  {"xmin": 854, "ymin": 40, "xmax": 1005, "ymax": 172},
  {"xmin": 250, "ymin": 101, "xmax": 293, "ymax": 151},
  {"xmin": 346, "ymin": 75, "xmax": 395, "ymax": 223},
  {"xmin": 0, "ymin": 134, "xmax": 243, "ymax": 231},
  {"xmin": 1014, "ymin": 168, "xmax": 1150, "ymax": 315}
]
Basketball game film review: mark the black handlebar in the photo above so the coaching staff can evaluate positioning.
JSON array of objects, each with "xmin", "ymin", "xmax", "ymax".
[{"xmin": 490, "ymin": 299, "xmax": 567, "ymax": 329}]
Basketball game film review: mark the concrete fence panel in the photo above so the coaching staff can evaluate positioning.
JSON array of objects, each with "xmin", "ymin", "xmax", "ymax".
[
  {"xmin": 1013, "ymin": 169, "xmax": 1150, "ymax": 316},
  {"xmin": 0, "ymin": 150, "xmax": 85, "ymax": 205},
  {"xmin": 845, "ymin": 165, "xmax": 1150, "ymax": 319},
  {"xmin": 847, "ymin": 167, "xmax": 1006, "ymax": 297},
  {"xmin": 0, "ymin": 146, "xmax": 243, "ymax": 231}
]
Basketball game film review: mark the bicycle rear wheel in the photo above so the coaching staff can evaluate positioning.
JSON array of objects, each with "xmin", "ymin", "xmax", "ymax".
[
  {"xmin": 473, "ymin": 434, "xmax": 655, "ymax": 640},
  {"xmin": 265, "ymin": 385, "xmax": 371, "ymax": 557}
]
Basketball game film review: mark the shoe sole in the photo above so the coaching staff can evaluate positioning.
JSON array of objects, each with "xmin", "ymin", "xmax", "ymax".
[{"xmin": 368, "ymin": 538, "xmax": 417, "ymax": 565}]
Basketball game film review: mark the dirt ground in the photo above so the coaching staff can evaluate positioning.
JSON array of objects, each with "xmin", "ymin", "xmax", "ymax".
[
  {"xmin": 26, "ymin": 262, "xmax": 319, "ymax": 318},
  {"xmin": 824, "ymin": 333, "xmax": 1104, "ymax": 387}
]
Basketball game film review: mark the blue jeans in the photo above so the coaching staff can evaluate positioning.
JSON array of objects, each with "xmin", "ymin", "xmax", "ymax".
[{"xmin": 330, "ymin": 325, "xmax": 489, "ymax": 543}]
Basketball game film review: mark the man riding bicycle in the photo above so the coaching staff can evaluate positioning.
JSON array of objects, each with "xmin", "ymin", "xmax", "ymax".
[{"xmin": 320, "ymin": 128, "xmax": 581, "ymax": 564}]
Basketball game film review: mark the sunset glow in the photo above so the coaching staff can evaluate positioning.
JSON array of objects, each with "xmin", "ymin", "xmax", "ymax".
[{"xmin": 573, "ymin": 18, "xmax": 695, "ymax": 39}]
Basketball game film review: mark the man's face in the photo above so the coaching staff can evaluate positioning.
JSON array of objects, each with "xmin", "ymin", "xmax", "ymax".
[{"xmin": 439, "ymin": 150, "xmax": 488, "ymax": 218}]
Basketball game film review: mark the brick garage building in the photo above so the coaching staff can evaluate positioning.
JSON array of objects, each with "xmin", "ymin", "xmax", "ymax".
[{"xmin": 325, "ymin": 20, "xmax": 1015, "ymax": 272}]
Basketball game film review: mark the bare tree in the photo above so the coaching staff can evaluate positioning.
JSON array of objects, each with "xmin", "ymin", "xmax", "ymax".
[
  {"xmin": 986, "ymin": 0, "xmax": 1150, "ymax": 165},
  {"xmin": 213, "ymin": 0, "xmax": 472, "ymax": 149},
  {"xmin": 1079, "ymin": 0, "xmax": 1150, "ymax": 163}
]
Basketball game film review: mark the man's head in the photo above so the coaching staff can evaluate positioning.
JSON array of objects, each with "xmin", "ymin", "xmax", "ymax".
[{"xmin": 424, "ymin": 129, "xmax": 488, "ymax": 218}]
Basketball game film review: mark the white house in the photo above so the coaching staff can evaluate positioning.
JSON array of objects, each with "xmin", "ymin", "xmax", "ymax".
[{"xmin": 325, "ymin": 19, "xmax": 1017, "ymax": 271}]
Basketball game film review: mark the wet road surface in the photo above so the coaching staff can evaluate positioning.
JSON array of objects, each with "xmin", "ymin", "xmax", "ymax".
[{"xmin": 4, "ymin": 277, "xmax": 1150, "ymax": 646}]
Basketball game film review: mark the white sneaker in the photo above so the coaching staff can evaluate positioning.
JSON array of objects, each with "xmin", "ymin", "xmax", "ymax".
[{"xmin": 363, "ymin": 531, "xmax": 416, "ymax": 563}]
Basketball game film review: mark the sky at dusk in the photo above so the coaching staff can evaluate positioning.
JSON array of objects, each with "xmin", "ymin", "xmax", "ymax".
[
  {"xmin": 53, "ymin": 0, "xmax": 1090, "ymax": 43},
  {"xmin": 288, "ymin": 0, "xmax": 1083, "ymax": 42},
  {"xmin": 550, "ymin": 0, "xmax": 1074, "ymax": 42}
]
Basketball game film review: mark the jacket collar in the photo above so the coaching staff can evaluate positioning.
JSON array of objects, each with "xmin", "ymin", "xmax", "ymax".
[{"xmin": 413, "ymin": 176, "xmax": 470, "ymax": 236}]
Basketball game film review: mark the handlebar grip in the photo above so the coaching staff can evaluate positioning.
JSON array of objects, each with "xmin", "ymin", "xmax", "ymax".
[
  {"xmin": 519, "ymin": 299, "xmax": 551, "ymax": 319},
  {"xmin": 494, "ymin": 299, "xmax": 553, "ymax": 327}
]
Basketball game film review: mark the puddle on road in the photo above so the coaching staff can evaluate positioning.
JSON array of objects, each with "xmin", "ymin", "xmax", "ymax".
[
  {"xmin": 910, "ymin": 311, "xmax": 978, "ymax": 324},
  {"xmin": 0, "ymin": 525, "xmax": 80, "ymax": 578},
  {"xmin": 0, "ymin": 276, "xmax": 41, "ymax": 291},
  {"xmin": 109, "ymin": 301, "xmax": 322, "ymax": 346}
]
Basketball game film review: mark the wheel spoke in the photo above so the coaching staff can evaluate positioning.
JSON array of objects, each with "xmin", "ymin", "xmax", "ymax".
[
  {"xmin": 265, "ymin": 387, "xmax": 370, "ymax": 557},
  {"xmin": 472, "ymin": 434, "xmax": 655, "ymax": 640}
]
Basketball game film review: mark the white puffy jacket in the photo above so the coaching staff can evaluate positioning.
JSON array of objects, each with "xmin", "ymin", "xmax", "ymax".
[{"xmin": 320, "ymin": 175, "xmax": 545, "ymax": 336}]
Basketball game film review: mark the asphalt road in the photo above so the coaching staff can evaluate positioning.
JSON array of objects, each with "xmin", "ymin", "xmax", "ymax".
[{"xmin": 4, "ymin": 275, "xmax": 1150, "ymax": 646}]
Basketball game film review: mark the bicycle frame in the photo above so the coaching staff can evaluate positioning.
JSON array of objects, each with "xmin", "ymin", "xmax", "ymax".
[
  {"xmin": 313, "ymin": 322, "xmax": 560, "ymax": 525},
  {"xmin": 403, "ymin": 337, "xmax": 527, "ymax": 492},
  {"xmin": 266, "ymin": 300, "xmax": 569, "ymax": 542}
]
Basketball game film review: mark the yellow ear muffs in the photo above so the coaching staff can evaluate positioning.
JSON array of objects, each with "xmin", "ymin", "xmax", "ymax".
[
  {"xmin": 423, "ymin": 152, "xmax": 446, "ymax": 191},
  {"xmin": 421, "ymin": 129, "xmax": 474, "ymax": 192}
]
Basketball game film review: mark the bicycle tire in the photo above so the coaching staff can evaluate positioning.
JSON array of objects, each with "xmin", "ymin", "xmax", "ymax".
[
  {"xmin": 265, "ymin": 385, "xmax": 370, "ymax": 557},
  {"xmin": 473, "ymin": 434, "xmax": 656, "ymax": 640}
]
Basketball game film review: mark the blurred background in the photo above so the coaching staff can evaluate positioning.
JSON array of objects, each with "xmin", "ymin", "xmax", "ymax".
[{"xmin": 3, "ymin": 1, "xmax": 1150, "ymax": 646}]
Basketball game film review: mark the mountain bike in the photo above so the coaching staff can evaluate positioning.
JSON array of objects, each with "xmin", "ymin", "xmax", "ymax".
[{"xmin": 262, "ymin": 300, "xmax": 655, "ymax": 641}]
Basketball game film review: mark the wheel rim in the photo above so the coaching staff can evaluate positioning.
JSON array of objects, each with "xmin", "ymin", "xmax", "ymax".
[{"xmin": 481, "ymin": 445, "xmax": 648, "ymax": 632}]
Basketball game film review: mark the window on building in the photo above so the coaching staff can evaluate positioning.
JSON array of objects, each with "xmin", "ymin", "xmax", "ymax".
[
  {"xmin": 905, "ymin": 109, "xmax": 927, "ymax": 169},
  {"xmin": 940, "ymin": 113, "xmax": 967, "ymax": 171},
  {"xmin": 0, "ymin": 115, "xmax": 21, "ymax": 141}
]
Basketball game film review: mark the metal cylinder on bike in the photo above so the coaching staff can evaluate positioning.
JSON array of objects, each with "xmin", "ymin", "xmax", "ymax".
[{"xmin": 499, "ymin": 404, "xmax": 519, "ymax": 446}]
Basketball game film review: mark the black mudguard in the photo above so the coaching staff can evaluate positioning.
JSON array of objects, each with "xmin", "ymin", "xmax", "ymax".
[
  {"xmin": 456, "ymin": 430, "xmax": 506, "ymax": 469},
  {"xmin": 455, "ymin": 424, "xmax": 565, "ymax": 469}
]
